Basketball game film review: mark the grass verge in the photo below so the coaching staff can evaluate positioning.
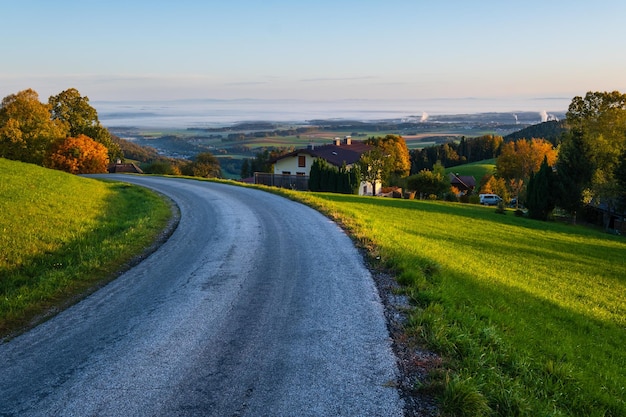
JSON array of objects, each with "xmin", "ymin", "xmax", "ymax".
[
  {"xmin": 261, "ymin": 187, "xmax": 625, "ymax": 417},
  {"xmin": 0, "ymin": 159, "xmax": 172, "ymax": 338}
]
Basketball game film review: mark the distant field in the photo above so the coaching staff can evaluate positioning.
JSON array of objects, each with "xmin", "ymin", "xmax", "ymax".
[
  {"xmin": 112, "ymin": 121, "xmax": 511, "ymax": 160},
  {"xmin": 270, "ymin": 189, "xmax": 626, "ymax": 416}
]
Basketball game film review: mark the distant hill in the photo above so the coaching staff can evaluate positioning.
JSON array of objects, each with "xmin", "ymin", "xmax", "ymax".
[
  {"xmin": 504, "ymin": 120, "xmax": 567, "ymax": 145},
  {"xmin": 111, "ymin": 134, "xmax": 161, "ymax": 162}
]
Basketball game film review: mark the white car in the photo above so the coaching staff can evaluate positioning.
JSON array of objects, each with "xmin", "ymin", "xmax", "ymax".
[{"xmin": 479, "ymin": 193, "xmax": 502, "ymax": 206}]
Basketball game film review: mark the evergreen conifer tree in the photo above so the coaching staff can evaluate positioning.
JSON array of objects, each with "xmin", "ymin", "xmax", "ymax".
[{"xmin": 527, "ymin": 157, "xmax": 556, "ymax": 220}]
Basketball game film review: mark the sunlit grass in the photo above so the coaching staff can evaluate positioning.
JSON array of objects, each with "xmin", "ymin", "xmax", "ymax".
[
  {"xmin": 269, "ymin": 188, "xmax": 626, "ymax": 416},
  {"xmin": 0, "ymin": 158, "xmax": 171, "ymax": 337},
  {"xmin": 445, "ymin": 158, "xmax": 496, "ymax": 180}
]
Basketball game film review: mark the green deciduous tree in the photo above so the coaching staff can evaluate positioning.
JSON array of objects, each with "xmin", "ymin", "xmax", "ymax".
[
  {"xmin": 185, "ymin": 152, "xmax": 222, "ymax": 178},
  {"xmin": 406, "ymin": 162, "xmax": 450, "ymax": 199},
  {"xmin": 49, "ymin": 88, "xmax": 122, "ymax": 161},
  {"xmin": 558, "ymin": 91, "xmax": 626, "ymax": 225},
  {"xmin": 358, "ymin": 147, "xmax": 386, "ymax": 195}
]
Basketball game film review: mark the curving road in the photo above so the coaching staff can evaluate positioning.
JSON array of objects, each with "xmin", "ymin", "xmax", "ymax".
[{"xmin": 0, "ymin": 176, "xmax": 403, "ymax": 416}]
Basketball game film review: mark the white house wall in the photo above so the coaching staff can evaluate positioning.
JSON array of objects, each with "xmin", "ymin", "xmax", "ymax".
[
  {"xmin": 273, "ymin": 153, "xmax": 316, "ymax": 175},
  {"xmin": 358, "ymin": 180, "xmax": 381, "ymax": 196}
]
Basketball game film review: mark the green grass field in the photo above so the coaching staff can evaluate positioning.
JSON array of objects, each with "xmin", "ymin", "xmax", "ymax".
[
  {"xmin": 0, "ymin": 158, "xmax": 171, "ymax": 337},
  {"xmin": 273, "ymin": 189, "xmax": 626, "ymax": 416},
  {"xmin": 445, "ymin": 158, "xmax": 496, "ymax": 180},
  {"xmin": 3, "ymin": 162, "xmax": 625, "ymax": 416}
]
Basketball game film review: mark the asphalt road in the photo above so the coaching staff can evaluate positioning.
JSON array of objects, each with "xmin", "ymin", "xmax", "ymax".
[{"xmin": 0, "ymin": 176, "xmax": 403, "ymax": 416}]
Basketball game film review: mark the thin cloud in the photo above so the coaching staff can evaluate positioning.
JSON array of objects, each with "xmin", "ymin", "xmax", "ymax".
[
  {"xmin": 224, "ymin": 81, "xmax": 269, "ymax": 86},
  {"xmin": 299, "ymin": 76, "xmax": 379, "ymax": 82}
]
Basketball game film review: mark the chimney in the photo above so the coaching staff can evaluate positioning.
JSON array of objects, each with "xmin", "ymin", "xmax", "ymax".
[
  {"xmin": 333, "ymin": 137, "xmax": 341, "ymax": 146},
  {"xmin": 307, "ymin": 143, "xmax": 315, "ymax": 150},
  {"xmin": 343, "ymin": 135, "xmax": 352, "ymax": 145}
]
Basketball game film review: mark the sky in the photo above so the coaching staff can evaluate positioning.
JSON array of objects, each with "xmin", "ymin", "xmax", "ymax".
[{"xmin": 2, "ymin": 0, "xmax": 626, "ymax": 113}]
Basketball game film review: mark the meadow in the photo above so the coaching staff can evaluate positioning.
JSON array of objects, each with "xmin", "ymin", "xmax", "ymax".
[
  {"xmin": 275, "ymin": 190, "xmax": 626, "ymax": 416},
  {"xmin": 3, "ymin": 161, "xmax": 624, "ymax": 415},
  {"xmin": 445, "ymin": 158, "xmax": 496, "ymax": 181},
  {"xmin": 0, "ymin": 159, "xmax": 171, "ymax": 337}
]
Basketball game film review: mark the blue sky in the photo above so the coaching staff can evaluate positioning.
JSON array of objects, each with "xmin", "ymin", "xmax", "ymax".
[{"xmin": 2, "ymin": 0, "xmax": 625, "ymax": 110}]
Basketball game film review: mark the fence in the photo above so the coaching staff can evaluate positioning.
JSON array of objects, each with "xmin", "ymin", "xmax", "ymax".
[{"xmin": 254, "ymin": 173, "xmax": 309, "ymax": 191}]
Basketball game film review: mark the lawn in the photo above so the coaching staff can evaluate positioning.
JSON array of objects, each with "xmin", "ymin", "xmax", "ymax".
[
  {"xmin": 275, "ymin": 189, "xmax": 626, "ymax": 416},
  {"xmin": 0, "ymin": 158, "xmax": 172, "ymax": 337}
]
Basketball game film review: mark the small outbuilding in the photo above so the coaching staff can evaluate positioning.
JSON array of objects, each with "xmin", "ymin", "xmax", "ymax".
[
  {"xmin": 449, "ymin": 173, "xmax": 476, "ymax": 195},
  {"xmin": 108, "ymin": 160, "xmax": 144, "ymax": 174}
]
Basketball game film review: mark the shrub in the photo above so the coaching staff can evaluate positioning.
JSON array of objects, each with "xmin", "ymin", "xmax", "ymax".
[
  {"xmin": 443, "ymin": 192, "xmax": 459, "ymax": 202},
  {"xmin": 144, "ymin": 160, "xmax": 178, "ymax": 175}
]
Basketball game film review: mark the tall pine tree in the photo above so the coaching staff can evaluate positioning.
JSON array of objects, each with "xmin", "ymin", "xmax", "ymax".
[{"xmin": 527, "ymin": 157, "xmax": 556, "ymax": 220}]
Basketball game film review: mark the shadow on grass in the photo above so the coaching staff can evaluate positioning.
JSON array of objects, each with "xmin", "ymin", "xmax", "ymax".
[
  {"xmin": 0, "ymin": 182, "xmax": 176, "ymax": 340},
  {"xmin": 404, "ymin": 253, "xmax": 626, "ymax": 416},
  {"xmin": 305, "ymin": 193, "xmax": 626, "ymax": 415},
  {"xmin": 314, "ymin": 193, "xmax": 626, "ymax": 242}
]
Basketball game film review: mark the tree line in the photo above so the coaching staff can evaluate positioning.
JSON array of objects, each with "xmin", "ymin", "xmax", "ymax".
[
  {"xmin": 240, "ymin": 91, "xmax": 626, "ymax": 229},
  {"xmin": 0, "ymin": 88, "xmax": 121, "ymax": 173},
  {"xmin": 409, "ymin": 134, "xmax": 504, "ymax": 173},
  {"xmin": 5, "ymin": 86, "xmax": 624, "ymax": 225},
  {"xmin": 0, "ymin": 88, "xmax": 222, "ymax": 177},
  {"xmin": 405, "ymin": 91, "xmax": 626, "ymax": 227}
]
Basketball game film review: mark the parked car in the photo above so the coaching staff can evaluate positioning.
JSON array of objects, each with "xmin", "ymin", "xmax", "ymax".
[
  {"xmin": 509, "ymin": 197, "xmax": 522, "ymax": 208},
  {"xmin": 479, "ymin": 193, "xmax": 502, "ymax": 206}
]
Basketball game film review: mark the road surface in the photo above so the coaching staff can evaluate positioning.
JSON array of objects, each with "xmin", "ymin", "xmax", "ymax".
[{"xmin": 0, "ymin": 176, "xmax": 403, "ymax": 416}]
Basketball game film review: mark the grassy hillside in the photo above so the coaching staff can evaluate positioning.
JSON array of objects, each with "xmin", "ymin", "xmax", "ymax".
[
  {"xmin": 445, "ymin": 159, "xmax": 496, "ymax": 181},
  {"xmin": 0, "ymin": 158, "xmax": 171, "ymax": 337},
  {"xmin": 274, "ymin": 189, "xmax": 625, "ymax": 416}
]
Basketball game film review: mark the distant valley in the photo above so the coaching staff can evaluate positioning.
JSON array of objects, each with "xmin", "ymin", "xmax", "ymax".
[{"xmin": 109, "ymin": 111, "xmax": 566, "ymax": 178}]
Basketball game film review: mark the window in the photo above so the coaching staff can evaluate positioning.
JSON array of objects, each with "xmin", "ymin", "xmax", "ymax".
[
  {"xmin": 296, "ymin": 172, "xmax": 305, "ymax": 176},
  {"xmin": 282, "ymin": 171, "xmax": 291, "ymax": 175},
  {"xmin": 298, "ymin": 155, "xmax": 306, "ymax": 167}
]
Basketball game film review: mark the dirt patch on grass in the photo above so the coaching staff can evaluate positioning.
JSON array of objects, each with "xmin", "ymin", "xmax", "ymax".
[{"xmin": 366, "ymin": 260, "xmax": 441, "ymax": 417}]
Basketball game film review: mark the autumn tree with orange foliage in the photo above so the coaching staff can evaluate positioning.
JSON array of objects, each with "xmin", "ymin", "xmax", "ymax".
[
  {"xmin": 45, "ymin": 134, "xmax": 109, "ymax": 174},
  {"xmin": 495, "ymin": 138, "xmax": 558, "ymax": 201}
]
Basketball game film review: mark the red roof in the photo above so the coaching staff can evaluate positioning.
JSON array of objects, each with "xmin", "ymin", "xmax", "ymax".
[
  {"xmin": 449, "ymin": 173, "xmax": 476, "ymax": 189},
  {"xmin": 275, "ymin": 141, "xmax": 372, "ymax": 168}
]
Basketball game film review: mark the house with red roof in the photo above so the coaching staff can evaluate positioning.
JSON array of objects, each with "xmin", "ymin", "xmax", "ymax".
[{"xmin": 255, "ymin": 136, "xmax": 378, "ymax": 194}]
